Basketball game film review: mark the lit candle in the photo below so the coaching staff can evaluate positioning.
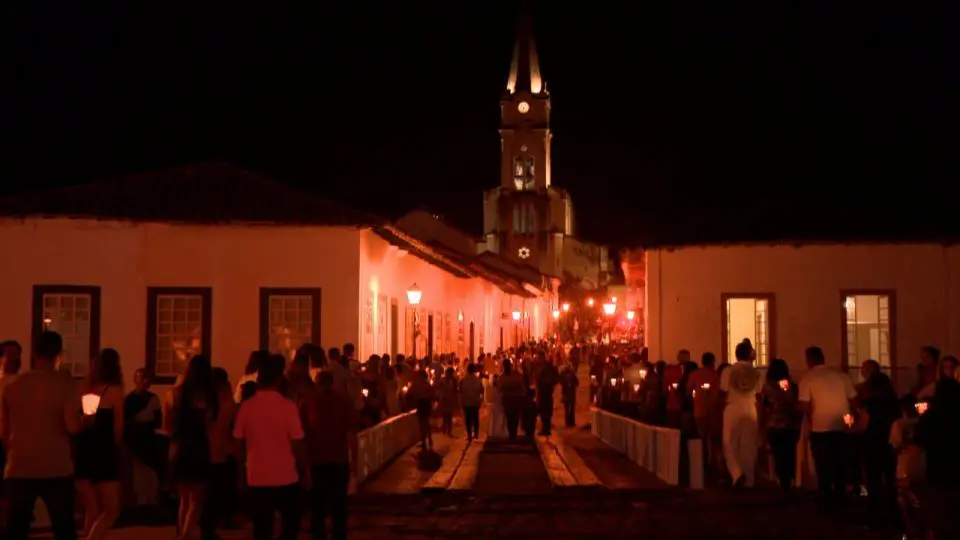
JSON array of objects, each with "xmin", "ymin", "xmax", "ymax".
[
  {"xmin": 692, "ymin": 389, "xmax": 697, "ymax": 398},
  {"xmin": 633, "ymin": 383, "xmax": 641, "ymax": 393},
  {"xmin": 778, "ymin": 379, "xmax": 790, "ymax": 391},
  {"xmin": 401, "ymin": 384, "xmax": 409, "ymax": 393},
  {"xmin": 610, "ymin": 378, "xmax": 618, "ymax": 386},
  {"xmin": 915, "ymin": 401, "xmax": 929, "ymax": 415},
  {"xmin": 843, "ymin": 413, "xmax": 854, "ymax": 427},
  {"xmin": 639, "ymin": 369, "xmax": 647, "ymax": 379},
  {"xmin": 671, "ymin": 382, "xmax": 678, "ymax": 390},
  {"xmin": 362, "ymin": 388, "xmax": 369, "ymax": 398},
  {"xmin": 82, "ymin": 393, "xmax": 100, "ymax": 416},
  {"xmin": 701, "ymin": 383, "xmax": 710, "ymax": 390}
]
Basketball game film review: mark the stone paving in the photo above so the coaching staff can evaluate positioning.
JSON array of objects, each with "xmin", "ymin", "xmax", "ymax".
[{"xmin": 37, "ymin": 490, "xmax": 879, "ymax": 539}]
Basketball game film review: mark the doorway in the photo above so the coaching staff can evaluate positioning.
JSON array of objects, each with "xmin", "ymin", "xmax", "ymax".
[
  {"xmin": 469, "ymin": 322, "xmax": 476, "ymax": 361},
  {"xmin": 390, "ymin": 301, "xmax": 399, "ymax": 358},
  {"xmin": 721, "ymin": 293, "xmax": 774, "ymax": 366},
  {"xmin": 427, "ymin": 314, "xmax": 434, "ymax": 358},
  {"xmin": 841, "ymin": 291, "xmax": 896, "ymax": 384}
]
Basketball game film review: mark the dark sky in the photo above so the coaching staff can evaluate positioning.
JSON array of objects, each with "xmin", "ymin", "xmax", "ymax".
[{"xmin": 6, "ymin": 1, "xmax": 957, "ymax": 244}]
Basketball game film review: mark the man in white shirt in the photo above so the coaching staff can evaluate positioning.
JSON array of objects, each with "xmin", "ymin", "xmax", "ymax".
[
  {"xmin": 719, "ymin": 340, "xmax": 761, "ymax": 487},
  {"xmin": 798, "ymin": 345, "xmax": 856, "ymax": 510},
  {"xmin": 233, "ymin": 355, "xmax": 306, "ymax": 540},
  {"xmin": 459, "ymin": 364, "xmax": 484, "ymax": 441}
]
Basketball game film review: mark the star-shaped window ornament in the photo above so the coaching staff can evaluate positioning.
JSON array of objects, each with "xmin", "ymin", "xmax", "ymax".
[{"xmin": 518, "ymin": 246, "xmax": 531, "ymax": 259}]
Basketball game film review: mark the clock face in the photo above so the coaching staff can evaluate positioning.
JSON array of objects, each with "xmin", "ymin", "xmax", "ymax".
[
  {"xmin": 518, "ymin": 246, "xmax": 531, "ymax": 259},
  {"xmin": 517, "ymin": 101, "xmax": 530, "ymax": 114}
]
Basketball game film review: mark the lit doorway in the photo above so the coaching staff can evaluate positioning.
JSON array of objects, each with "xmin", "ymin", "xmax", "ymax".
[
  {"xmin": 841, "ymin": 292, "xmax": 895, "ymax": 383},
  {"xmin": 721, "ymin": 294, "xmax": 774, "ymax": 366}
]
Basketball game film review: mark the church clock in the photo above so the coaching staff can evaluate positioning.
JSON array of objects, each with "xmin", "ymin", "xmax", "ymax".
[{"xmin": 517, "ymin": 101, "xmax": 530, "ymax": 114}]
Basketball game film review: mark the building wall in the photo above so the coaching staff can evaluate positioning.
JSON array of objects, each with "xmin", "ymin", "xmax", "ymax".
[
  {"xmin": 0, "ymin": 218, "xmax": 362, "ymax": 389},
  {"xmin": 358, "ymin": 230, "xmax": 541, "ymax": 360},
  {"xmin": 562, "ymin": 237, "xmax": 607, "ymax": 288},
  {"xmin": 645, "ymin": 243, "xmax": 960, "ymax": 384}
]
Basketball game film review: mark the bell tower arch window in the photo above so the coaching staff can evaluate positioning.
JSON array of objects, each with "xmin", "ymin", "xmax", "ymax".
[
  {"xmin": 513, "ymin": 203, "xmax": 537, "ymax": 234},
  {"xmin": 513, "ymin": 155, "xmax": 535, "ymax": 190}
]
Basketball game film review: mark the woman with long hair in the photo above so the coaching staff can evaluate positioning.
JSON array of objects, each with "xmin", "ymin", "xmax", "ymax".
[
  {"xmin": 758, "ymin": 358, "xmax": 801, "ymax": 492},
  {"xmin": 75, "ymin": 348, "xmax": 125, "ymax": 539},
  {"xmin": 168, "ymin": 355, "xmax": 220, "ymax": 540}
]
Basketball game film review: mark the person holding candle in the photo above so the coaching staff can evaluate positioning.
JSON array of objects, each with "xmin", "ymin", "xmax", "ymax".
[
  {"xmin": 798, "ymin": 346, "xmax": 857, "ymax": 512},
  {"xmin": 75, "ymin": 348, "xmax": 125, "ymax": 540},
  {"xmin": 687, "ymin": 352, "xmax": 722, "ymax": 478},
  {"xmin": 758, "ymin": 358, "xmax": 801, "ymax": 492}
]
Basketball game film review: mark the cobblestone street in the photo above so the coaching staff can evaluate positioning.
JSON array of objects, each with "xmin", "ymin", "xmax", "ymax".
[{"xmin": 47, "ymin": 490, "xmax": 878, "ymax": 540}]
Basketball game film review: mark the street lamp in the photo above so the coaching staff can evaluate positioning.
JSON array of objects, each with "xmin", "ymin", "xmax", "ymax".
[
  {"xmin": 626, "ymin": 310, "xmax": 636, "ymax": 320},
  {"xmin": 512, "ymin": 310, "xmax": 521, "ymax": 321},
  {"xmin": 511, "ymin": 310, "xmax": 521, "ymax": 347},
  {"xmin": 561, "ymin": 302, "xmax": 570, "ymax": 312},
  {"xmin": 586, "ymin": 297, "xmax": 595, "ymax": 307},
  {"xmin": 602, "ymin": 302, "xmax": 616, "ymax": 316},
  {"xmin": 406, "ymin": 284, "xmax": 422, "ymax": 306},
  {"xmin": 552, "ymin": 310, "xmax": 560, "ymax": 319},
  {"xmin": 407, "ymin": 284, "xmax": 422, "ymax": 358}
]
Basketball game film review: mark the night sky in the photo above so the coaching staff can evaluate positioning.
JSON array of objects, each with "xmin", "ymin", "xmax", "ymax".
[{"xmin": 6, "ymin": 2, "xmax": 957, "ymax": 245}]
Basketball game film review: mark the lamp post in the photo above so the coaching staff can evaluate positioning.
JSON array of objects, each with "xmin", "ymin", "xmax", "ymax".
[
  {"xmin": 602, "ymin": 301, "xmax": 616, "ymax": 344},
  {"xmin": 407, "ymin": 283, "xmax": 422, "ymax": 359}
]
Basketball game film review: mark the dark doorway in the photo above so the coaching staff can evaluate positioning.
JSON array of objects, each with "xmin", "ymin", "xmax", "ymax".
[
  {"xmin": 499, "ymin": 327, "xmax": 504, "ymax": 351},
  {"xmin": 427, "ymin": 314, "xmax": 434, "ymax": 358},
  {"xmin": 469, "ymin": 322, "xmax": 476, "ymax": 361},
  {"xmin": 390, "ymin": 301, "xmax": 399, "ymax": 358}
]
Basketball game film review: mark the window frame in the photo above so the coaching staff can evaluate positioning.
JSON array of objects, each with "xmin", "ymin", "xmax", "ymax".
[
  {"xmin": 720, "ymin": 292, "xmax": 776, "ymax": 365},
  {"xmin": 31, "ymin": 285, "xmax": 102, "ymax": 379},
  {"xmin": 839, "ymin": 289, "xmax": 897, "ymax": 383},
  {"xmin": 146, "ymin": 287, "xmax": 213, "ymax": 385},
  {"xmin": 258, "ymin": 287, "xmax": 322, "ymax": 358}
]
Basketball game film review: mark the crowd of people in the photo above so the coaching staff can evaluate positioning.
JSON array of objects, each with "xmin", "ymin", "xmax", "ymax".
[
  {"xmin": 592, "ymin": 338, "xmax": 960, "ymax": 539},
  {"xmin": 0, "ymin": 330, "xmax": 580, "ymax": 540}
]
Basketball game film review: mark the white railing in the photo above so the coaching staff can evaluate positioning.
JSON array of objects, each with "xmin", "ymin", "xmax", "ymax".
[
  {"xmin": 355, "ymin": 411, "xmax": 419, "ymax": 484},
  {"xmin": 591, "ymin": 407, "xmax": 682, "ymax": 485}
]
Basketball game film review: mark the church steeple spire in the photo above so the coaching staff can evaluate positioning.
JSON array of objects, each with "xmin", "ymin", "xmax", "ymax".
[{"xmin": 506, "ymin": 1, "xmax": 544, "ymax": 95}]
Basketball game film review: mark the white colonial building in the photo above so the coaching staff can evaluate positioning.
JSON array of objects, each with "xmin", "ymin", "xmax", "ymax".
[
  {"xmin": 642, "ymin": 242, "xmax": 960, "ymax": 392},
  {"xmin": 0, "ymin": 162, "xmax": 551, "ymax": 388}
]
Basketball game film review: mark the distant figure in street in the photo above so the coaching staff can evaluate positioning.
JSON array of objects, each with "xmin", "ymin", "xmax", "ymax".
[
  {"xmin": 409, "ymin": 370, "xmax": 435, "ymax": 450},
  {"xmin": 560, "ymin": 364, "xmax": 579, "ymax": 427},
  {"xmin": 536, "ymin": 352, "xmax": 560, "ymax": 436},
  {"xmin": 498, "ymin": 360, "xmax": 526, "ymax": 440},
  {"xmin": 522, "ymin": 389, "xmax": 538, "ymax": 438},
  {"xmin": 459, "ymin": 364, "xmax": 484, "ymax": 441}
]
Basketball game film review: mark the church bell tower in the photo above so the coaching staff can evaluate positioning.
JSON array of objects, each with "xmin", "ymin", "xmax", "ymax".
[{"xmin": 482, "ymin": 1, "xmax": 568, "ymax": 277}]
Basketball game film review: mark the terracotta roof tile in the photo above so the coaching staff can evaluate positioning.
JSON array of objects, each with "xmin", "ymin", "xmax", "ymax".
[{"xmin": 0, "ymin": 161, "xmax": 384, "ymax": 227}]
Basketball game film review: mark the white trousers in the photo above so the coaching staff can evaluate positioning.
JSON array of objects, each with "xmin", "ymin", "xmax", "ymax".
[{"xmin": 722, "ymin": 405, "xmax": 759, "ymax": 486}]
